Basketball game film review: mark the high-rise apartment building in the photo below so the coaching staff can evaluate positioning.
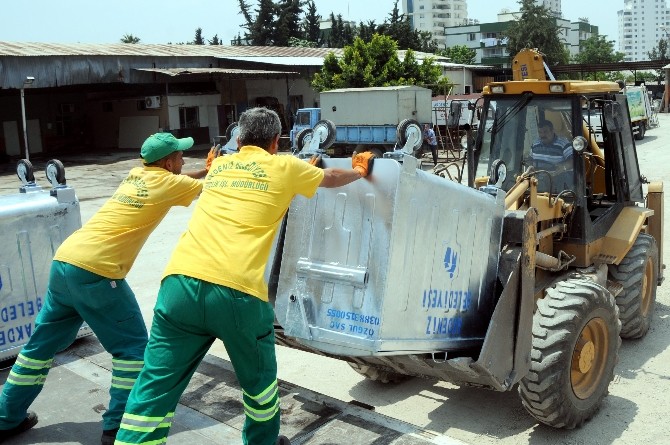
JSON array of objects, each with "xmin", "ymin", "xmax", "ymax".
[
  {"xmin": 535, "ymin": 0, "xmax": 562, "ymax": 16},
  {"xmin": 618, "ymin": 0, "xmax": 670, "ymax": 61},
  {"xmin": 402, "ymin": 0, "xmax": 468, "ymax": 43}
]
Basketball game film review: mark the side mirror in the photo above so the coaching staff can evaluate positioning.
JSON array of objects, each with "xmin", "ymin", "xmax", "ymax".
[{"xmin": 603, "ymin": 102, "xmax": 624, "ymax": 133}]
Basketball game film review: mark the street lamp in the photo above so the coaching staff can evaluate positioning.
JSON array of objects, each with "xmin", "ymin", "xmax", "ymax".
[{"xmin": 20, "ymin": 76, "xmax": 34, "ymax": 160}]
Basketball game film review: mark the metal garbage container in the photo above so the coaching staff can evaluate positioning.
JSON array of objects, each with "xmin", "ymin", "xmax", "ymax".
[
  {"xmin": 275, "ymin": 156, "xmax": 505, "ymax": 357},
  {"xmin": 0, "ymin": 160, "xmax": 91, "ymax": 361}
]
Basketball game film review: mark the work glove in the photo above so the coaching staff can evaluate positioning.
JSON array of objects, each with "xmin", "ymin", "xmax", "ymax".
[
  {"xmin": 352, "ymin": 152, "xmax": 375, "ymax": 177},
  {"xmin": 308, "ymin": 154, "xmax": 323, "ymax": 168},
  {"xmin": 205, "ymin": 146, "xmax": 219, "ymax": 171}
]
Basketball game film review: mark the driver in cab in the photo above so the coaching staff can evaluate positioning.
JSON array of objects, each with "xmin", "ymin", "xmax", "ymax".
[{"xmin": 530, "ymin": 119, "xmax": 573, "ymax": 173}]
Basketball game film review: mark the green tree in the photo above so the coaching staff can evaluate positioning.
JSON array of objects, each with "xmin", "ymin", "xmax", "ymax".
[
  {"xmin": 120, "ymin": 33, "xmax": 141, "ymax": 44},
  {"xmin": 326, "ymin": 13, "xmax": 345, "ymax": 47},
  {"xmin": 303, "ymin": 1, "xmax": 322, "ymax": 46},
  {"xmin": 437, "ymin": 45, "xmax": 477, "ymax": 64},
  {"xmin": 312, "ymin": 34, "xmax": 441, "ymax": 92},
  {"xmin": 357, "ymin": 20, "xmax": 378, "ymax": 43},
  {"xmin": 239, "ymin": 0, "xmax": 277, "ymax": 45},
  {"xmin": 275, "ymin": 0, "xmax": 303, "ymax": 46},
  {"xmin": 504, "ymin": 0, "xmax": 569, "ymax": 65},
  {"xmin": 194, "ymin": 28, "xmax": 205, "ymax": 45},
  {"xmin": 572, "ymin": 35, "xmax": 624, "ymax": 64},
  {"xmin": 648, "ymin": 39, "xmax": 669, "ymax": 83},
  {"xmin": 288, "ymin": 37, "xmax": 317, "ymax": 47},
  {"xmin": 209, "ymin": 34, "xmax": 222, "ymax": 45}
]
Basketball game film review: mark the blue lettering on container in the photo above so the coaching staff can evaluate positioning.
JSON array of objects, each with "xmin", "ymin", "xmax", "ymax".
[
  {"xmin": 0, "ymin": 297, "xmax": 43, "ymax": 346},
  {"xmin": 444, "ymin": 247, "xmax": 458, "ymax": 278},
  {"xmin": 422, "ymin": 289, "xmax": 472, "ymax": 313}
]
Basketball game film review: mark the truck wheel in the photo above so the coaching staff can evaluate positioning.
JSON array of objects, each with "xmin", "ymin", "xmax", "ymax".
[
  {"xmin": 608, "ymin": 233, "xmax": 658, "ymax": 339},
  {"xmin": 518, "ymin": 279, "xmax": 620, "ymax": 429},
  {"xmin": 635, "ymin": 123, "xmax": 645, "ymax": 140},
  {"xmin": 396, "ymin": 119, "xmax": 422, "ymax": 152},
  {"xmin": 295, "ymin": 128, "xmax": 313, "ymax": 151},
  {"xmin": 348, "ymin": 363, "xmax": 409, "ymax": 384},
  {"xmin": 312, "ymin": 119, "xmax": 337, "ymax": 149}
]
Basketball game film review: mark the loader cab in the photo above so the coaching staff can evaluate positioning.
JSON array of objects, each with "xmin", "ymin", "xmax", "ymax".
[{"xmin": 472, "ymin": 82, "xmax": 645, "ymax": 261}]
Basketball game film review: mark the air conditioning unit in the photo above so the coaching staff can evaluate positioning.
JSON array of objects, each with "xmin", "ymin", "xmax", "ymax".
[{"xmin": 145, "ymin": 96, "xmax": 161, "ymax": 109}]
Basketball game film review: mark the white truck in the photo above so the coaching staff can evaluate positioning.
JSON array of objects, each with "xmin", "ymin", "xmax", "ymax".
[
  {"xmin": 624, "ymin": 84, "xmax": 653, "ymax": 140},
  {"xmin": 290, "ymin": 86, "xmax": 433, "ymax": 157}
]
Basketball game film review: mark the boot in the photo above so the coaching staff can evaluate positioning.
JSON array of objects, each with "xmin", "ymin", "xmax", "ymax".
[
  {"xmin": 277, "ymin": 434, "xmax": 291, "ymax": 445},
  {"xmin": 101, "ymin": 427, "xmax": 119, "ymax": 445},
  {"xmin": 0, "ymin": 411, "xmax": 38, "ymax": 442}
]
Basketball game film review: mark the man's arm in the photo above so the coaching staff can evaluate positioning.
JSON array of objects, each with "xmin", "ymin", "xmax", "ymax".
[
  {"xmin": 320, "ymin": 168, "xmax": 363, "ymax": 188},
  {"xmin": 183, "ymin": 146, "xmax": 219, "ymax": 179},
  {"xmin": 312, "ymin": 152, "xmax": 374, "ymax": 188},
  {"xmin": 183, "ymin": 169, "xmax": 208, "ymax": 179}
]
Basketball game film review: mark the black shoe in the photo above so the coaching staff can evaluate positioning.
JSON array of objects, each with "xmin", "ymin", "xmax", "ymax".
[
  {"xmin": 277, "ymin": 435, "xmax": 291, "ymax": 445},
  {"xmin": 0, "ymin": 411, "xmax": 38, "ymax": 442},
  {"xmin": 101, "ymin": 427, "xmax": 119, "ymax": 445}
]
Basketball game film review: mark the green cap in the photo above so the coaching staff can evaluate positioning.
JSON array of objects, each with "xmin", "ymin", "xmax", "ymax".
[{"xmin": 140, "ymin": 133, "xmax": 194, "ymax": 164}]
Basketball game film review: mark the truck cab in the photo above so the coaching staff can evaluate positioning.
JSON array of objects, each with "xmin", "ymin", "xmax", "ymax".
[{"xmin": 290, "ymin": 108, "xmax": 320, "ymax": 150}]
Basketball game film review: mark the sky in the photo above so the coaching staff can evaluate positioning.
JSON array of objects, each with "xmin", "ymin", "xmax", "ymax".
[{"xmin": 0, "ymin": 0, "xmax": 620, "ymax": 46}]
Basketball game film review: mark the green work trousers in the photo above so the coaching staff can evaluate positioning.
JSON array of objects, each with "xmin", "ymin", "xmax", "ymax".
[
  {"xmin": 116, "ymin": 274, "xmax": 279, "ymax": 445},
  {"xmin": 0, "ymin": 261, "xmax": 148, "ymax": 431}
]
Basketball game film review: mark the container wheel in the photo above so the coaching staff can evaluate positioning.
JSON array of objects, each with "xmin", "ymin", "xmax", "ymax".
[
  {"xmin": 312, "ymin": 119, "xmax": 337, "ymax": 149},
  {"xmin": 348, "ymin": 363, "xmax": 409, "ymax": 384},
  {"xmin": 225, "ymin": 122, "xmax": 238, "ymax": 142},
  {"xmin": 634, "ymin": 123, "xmax": 645, "ymax": 140},
  {"xmin": 518, "ymin": 279, "xmax": 621, "ymax": 429},
  {"xmin": 295, "ymin": 128, "xmax": 313, "ymax": 151},
  {"xmin": 608, "ymin": 233, "xmax": 658, "ymax": 339},
  {"xmin": 396, "ymin": 119, "xmax": 422, "ymax": 152}
]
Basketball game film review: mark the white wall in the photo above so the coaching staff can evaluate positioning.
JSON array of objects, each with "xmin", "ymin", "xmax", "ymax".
[{"xmin": 166, "ymin": 94, "xmax": 221, "ymax": 141}]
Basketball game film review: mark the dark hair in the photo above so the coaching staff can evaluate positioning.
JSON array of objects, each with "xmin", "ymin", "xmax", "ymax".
[
  {"xmin": 538, "ymin": 119, "xmax": 554, "ymax": 130},
  {"xmin": 238, "ymin": 107, "xmax": 281, "ymax": 150}
]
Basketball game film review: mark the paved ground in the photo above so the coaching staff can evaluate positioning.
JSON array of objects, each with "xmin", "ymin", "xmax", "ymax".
[{"xmin": 0, "ymin": 116, "xmax": 669, "ymax": 445}]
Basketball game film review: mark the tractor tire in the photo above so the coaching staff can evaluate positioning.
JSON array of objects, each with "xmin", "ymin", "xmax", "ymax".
[
  {"xmin": 608, "ymin": 233, "xmax": 658, "ymax": 339},
  {"xmin": 348, "ymin": 363, "xmax": 409, "ymax": 384},
  {"xmin": 518, "ymin": 279, "xmax": 621, "ymax": 429}
]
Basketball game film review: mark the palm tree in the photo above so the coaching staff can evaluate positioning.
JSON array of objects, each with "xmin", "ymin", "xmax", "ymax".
[{"xmin": 120, "ymin": 34, "xmax": 141, "ymax": 44}]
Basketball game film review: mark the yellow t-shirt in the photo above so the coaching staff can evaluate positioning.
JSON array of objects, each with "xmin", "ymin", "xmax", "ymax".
[
  {"xmin": 54, "ymin": 166, "xmax": 202, "ymax": 279},
  {"xmin": 164, "ymin": 146, "xmax": 324, "ymax": 301}
]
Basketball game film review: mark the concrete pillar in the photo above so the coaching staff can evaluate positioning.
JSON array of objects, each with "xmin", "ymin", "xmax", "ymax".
[{"xmin": 665, "ymin": 67, "xmax": 670, "ymax": 112}]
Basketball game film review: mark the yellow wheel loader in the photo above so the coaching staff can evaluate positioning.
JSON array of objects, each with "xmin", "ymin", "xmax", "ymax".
[{"xmin": 269, "ymin": 49, "xmax": 664, "ymax": 429}]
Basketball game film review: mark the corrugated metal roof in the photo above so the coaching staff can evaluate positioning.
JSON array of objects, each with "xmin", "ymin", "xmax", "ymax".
[
  {"xmin": 134, "ymin": 67, "xmax": 298, "ymax": 76},
  {"xmin": 218, "ymin": 56, "xmax": 328, "ymax": 66},
  {"xmin": 0, "ymin": 41, "xmax": 344, "ymax": 58}
]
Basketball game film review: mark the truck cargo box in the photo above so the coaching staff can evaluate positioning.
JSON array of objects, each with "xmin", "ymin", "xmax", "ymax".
[
  {"xmin": 0, "ymin": 179, "xmax": 91, "ymax": 361},
  {"xmin": 275, "ymin": 157, "xmax": 505, "ymax": 357},
  {"xmin": 321, "ymin": 86, "xmax": 433, "ymax": 126}
]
